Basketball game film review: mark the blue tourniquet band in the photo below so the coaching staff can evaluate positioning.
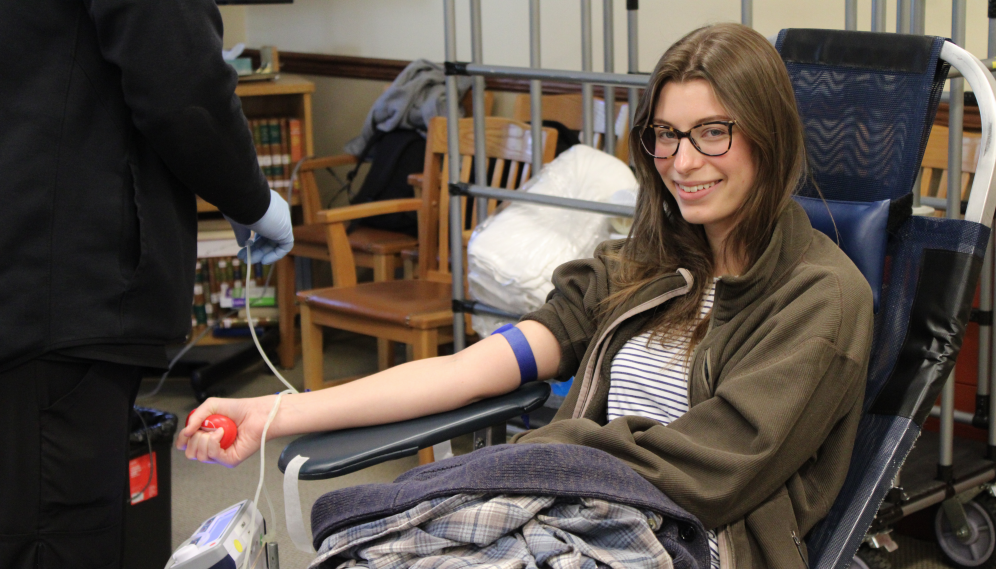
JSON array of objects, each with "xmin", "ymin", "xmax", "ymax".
[{"xmin": 492, "ymin": 324, "xmax": 538, "ymax": 384}]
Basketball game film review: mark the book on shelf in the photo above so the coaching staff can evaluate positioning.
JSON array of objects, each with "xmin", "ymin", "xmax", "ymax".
[
  {"xmin": 249, "ymin": 119, "xmax": 260, "ymax": 173},
  {"xmin": 289, "ymin": 118, "xmax": 303, "ymax": 191},
  {"xmin": 279, "ymin": 118, "xmax": 291, "ymax": 191},
  {"xmin": 266, "ymin": 118, "xmax": 280, "ymax": 188},
  {"xmin": 191, "ymin": 254, "xmax": 277, "ymax": 335},
  {"xmin": 247, "ymin": 115, "xmax": 301, "ymax": 193},
  {"xmin": 259, "ymin": 118, "xmax": 275, "ymax": 189}
]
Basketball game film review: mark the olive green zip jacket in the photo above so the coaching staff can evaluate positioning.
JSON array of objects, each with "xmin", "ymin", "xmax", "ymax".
[{"xmin": 513, "ymin": 200, "xmax": 874, "ymax": 568}]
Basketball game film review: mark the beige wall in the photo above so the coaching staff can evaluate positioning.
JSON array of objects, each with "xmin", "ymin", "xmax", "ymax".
[
  {"xmin": 230, "ymin": 0, "xmax": 994, "ymax": 70},
  {"xmin": 218, "ymin": 6, "xmax": 247, "ymax": 50},
  {"xmin": 306, "ymin": 76, "xmax": 389, "ymax": 206},
  {"xmin": 219, "ymin": 0, "xmax": 995, "ymax": 180}
]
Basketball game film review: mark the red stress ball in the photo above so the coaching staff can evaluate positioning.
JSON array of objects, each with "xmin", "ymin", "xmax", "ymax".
[{"xmin": 185, "ymin": 410, "xmax": 238, "ymax": 450}]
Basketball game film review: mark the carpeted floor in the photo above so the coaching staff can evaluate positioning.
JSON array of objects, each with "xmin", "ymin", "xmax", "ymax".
[
  {"xmin": 889, "ymin": 533, "xmax": 965, "ymax": 568},
  {"xmin": 144, "ymin": 331, "xmax": 968, "ymax": 569}
]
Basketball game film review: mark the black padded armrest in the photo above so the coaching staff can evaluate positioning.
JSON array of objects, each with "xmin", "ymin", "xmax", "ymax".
[{"xmin": 278, "ymin": 382, "xmax": 551, "ymax": 480}]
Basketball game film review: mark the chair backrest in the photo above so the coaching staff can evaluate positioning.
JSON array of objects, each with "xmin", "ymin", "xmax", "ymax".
[
  {"xmin": 783, "ymin": 31, "xmax": 946, "ymax": 203},
  {"xmin": 298, "ymin": 157, "xmax": 328, "ymax": 226},
  {"xmin": 461, "ymin": 89, "xmax": 496, "ymax": 119},
  {"xmin": 511, "ymin": 93, "xmax": 629, "ymax": 162},
  {"xmin": 418, "ymin": 116, "xmax": 558, "ymax": 283},
  {"xmin": 294, "ymin": 87, "xmax": 496, "ymax": 227},
  {"xmin": 917, "ymin": 124, "xmax": 983, "ymax": 208},
  {"xmin": 776, "ymin": 29, "xmax": 992, "ymax": 569}
]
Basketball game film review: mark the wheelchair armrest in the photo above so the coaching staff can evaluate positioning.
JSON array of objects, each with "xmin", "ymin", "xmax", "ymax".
[{"xmin": 277, "ymin": 381, "xmax": 551, "ymax": 480}]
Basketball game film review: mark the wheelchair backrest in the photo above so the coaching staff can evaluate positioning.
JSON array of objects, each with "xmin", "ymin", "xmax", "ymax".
[{"xmin": 775, "ymin": 29, "xmax": 992, "ymax": 568}]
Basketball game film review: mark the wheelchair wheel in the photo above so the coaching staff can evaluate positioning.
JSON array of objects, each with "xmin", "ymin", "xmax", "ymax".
[
  {"xmin": 934, "ymin": 495, "xmax": 996, "ymax": 568},
  {"xmin": 849, "ymin": 545, "xmax": 891, "ymax": 569}
]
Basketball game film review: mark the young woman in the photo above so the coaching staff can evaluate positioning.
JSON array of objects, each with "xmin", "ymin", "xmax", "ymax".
[{"xmin": 178, "ymin": 23, "xmax": 874, "ymax": 568}]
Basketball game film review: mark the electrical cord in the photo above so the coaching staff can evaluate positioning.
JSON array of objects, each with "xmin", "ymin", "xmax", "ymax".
[
  {"xmin": 289, "ymin": 154, "xmax": 355, "ymax": 210},
  {"xmin": 137, "ymin": 262, "xmax": 276, "ymax": 399},
  {"xmin": 136, "ymin": 239, "xmax": 289, "ymax": 557},
  {"xmin": 143, "ymin": 163, "xmax": 296, "ymax": 402},
  {"xmin": 287, "ymin": 157, "xmax": 308, "ymax": 211},
  {"xmin": 243, "ymin": 241, "xmax": 297, "ymax": 393},
  {"xmin": 136, "ymin": 192, "xmax": 298, "ymax": 564},
  {"xmin": 243, "ymin": 389, "xmax": 286, "ymax": 569},
  {"xmin": 241, "ymin": 236, "xmax": 299, "ymax": 569},
  {"xmin": 136, "ymin": 324, "xmax": 216, "ymax": 400},
  {"xmin": 129, "ymin": 408, "xmax": 155, "ymax": 502},
  {"xmin": 324, "ymin": 168, "xmax": 354, "ymax": 209},
  {"xmin": 144, "ymin": 225, "xmax": 297, "ymax": 564}
]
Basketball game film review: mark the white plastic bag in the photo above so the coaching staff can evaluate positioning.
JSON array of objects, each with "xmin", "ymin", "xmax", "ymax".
[{"xmin": 467, "ymin": 145, "xmax": 638, "ymax": 336}]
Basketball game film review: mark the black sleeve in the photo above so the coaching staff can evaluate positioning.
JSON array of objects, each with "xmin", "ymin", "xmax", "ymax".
[{"xmin": 83, "ymin": 0, "xmax": 270, "ymax": 224}]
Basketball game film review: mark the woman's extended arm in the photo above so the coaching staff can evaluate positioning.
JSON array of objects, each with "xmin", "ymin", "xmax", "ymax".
[{"xmin": 176, "ymin": 320, "xmax": 561, "ymax": 467}]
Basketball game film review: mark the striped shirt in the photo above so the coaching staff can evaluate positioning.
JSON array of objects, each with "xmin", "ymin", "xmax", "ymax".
[{"xmin": 608, "ymin": 279, "xmax": 719, "ymax": 569}]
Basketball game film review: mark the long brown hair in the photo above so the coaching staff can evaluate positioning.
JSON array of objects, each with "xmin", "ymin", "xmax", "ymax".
[{"xmin": 606, "ymin": 23, "xmax": 807, "ymax": 348}]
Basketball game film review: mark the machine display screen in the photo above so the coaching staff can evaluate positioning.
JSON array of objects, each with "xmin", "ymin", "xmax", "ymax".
[
  {"xmin": 194, "ymin": 504, "xmax": 239, "ymax": 546},
  {"xmin": 207, "ymin": 506, "xmax": 239, "ymax": 543}
]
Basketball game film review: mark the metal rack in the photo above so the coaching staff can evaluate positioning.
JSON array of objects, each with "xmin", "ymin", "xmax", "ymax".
[{"xmin": 442, "ymin": 0, "xmax": 645, "ymax": 352}]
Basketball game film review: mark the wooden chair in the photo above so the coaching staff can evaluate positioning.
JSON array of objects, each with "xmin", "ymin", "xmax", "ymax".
[
  {"xmin": 396, "ymin": 93, "xmax": 632, "ymax": 280},
  {"xmin": 511, "ymin": 93, "xmax": 630, "ymax": 162},
  {"xmin": 275, "ymin": 155, "xmax": 416, "ymax": 371},
  {"xmin": 296, "ymin": 116, "xmax": 557, "ymax": 392},
  {"xmin": 276, "ymin": 91, "xmax": 494, "ymax": 369},
  {"xmin": 917, "ymin": 124, "xmax": 982, "ymax": 213}
]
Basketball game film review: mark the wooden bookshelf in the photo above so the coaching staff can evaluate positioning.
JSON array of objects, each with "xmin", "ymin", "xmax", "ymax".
[
  {"xmin": 196, "ymin": 74, "xmax": 315, "ymax": 213},
  {"xmin": 238, "ymin": 73, "xmax": 315, "ymax": 155}
]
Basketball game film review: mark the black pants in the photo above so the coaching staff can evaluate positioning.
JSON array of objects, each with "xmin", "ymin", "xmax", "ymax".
[{"xmin": 0, "ymin": 359, "xmax": 141, "ymax": 569}]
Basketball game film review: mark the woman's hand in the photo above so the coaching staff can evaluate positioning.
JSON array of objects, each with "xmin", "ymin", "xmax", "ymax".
[{"xmin": 175, "ymin": 395, "xmax": 278, "ymax": 468}]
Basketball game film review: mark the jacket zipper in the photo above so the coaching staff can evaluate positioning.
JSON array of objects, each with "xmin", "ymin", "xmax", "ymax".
[
  {"xmin": 791, "ymin": 531, "xmax": 810, "ymax": 569},
  {"xmin": 574, "ymin": 268, "xmax": 693, "ymax": 418},
  {"xmin": 690, "ymin": 277, "xmax": 721, "ymax": 404},
  {"xmin": 703, "ymin": 348, "xmax": 713, "ymax": 395},
  {"xmin": 717, "ymin": 527, "xmax": 735, "ymax": 569}
]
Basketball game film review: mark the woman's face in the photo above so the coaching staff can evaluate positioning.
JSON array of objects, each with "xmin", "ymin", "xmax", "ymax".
[{"xmin": 653, "ymin": 79, "xmax": 756, "ymax": 246}]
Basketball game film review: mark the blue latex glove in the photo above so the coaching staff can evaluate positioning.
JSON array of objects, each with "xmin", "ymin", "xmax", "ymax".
[{"xmin": 226, "ymin": 190, "xmax": 294, "ymax": 264}]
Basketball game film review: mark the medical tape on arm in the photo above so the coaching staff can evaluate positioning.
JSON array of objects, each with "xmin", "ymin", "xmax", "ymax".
[
  {"xmin": 492, "ymin": 324, "xmax": 538, "ymax": 384},
  {"xmin": 283, "ymin": 455, "xmax": 316, "ymax": 553}
]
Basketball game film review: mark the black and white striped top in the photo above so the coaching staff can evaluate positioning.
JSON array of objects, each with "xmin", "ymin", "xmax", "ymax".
[{"xmin": 608, "ymin": 280, "xmax": 719, "ymax": 568}]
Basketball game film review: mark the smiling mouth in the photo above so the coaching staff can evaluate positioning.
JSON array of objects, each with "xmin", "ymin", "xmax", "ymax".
[{"xmin": 675, "ymin": 180, "xmax": 720, "ymax": 193}]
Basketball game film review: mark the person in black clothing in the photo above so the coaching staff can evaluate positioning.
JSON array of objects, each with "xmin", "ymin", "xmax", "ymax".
[{"xmin": 0, "ymin": 1, "xmax": 293, "ymax": 567}]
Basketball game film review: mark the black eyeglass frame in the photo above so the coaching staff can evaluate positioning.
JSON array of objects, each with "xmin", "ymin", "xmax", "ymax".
[{"xmin": 640, "ymin": 120, "xmax": 739, "ymax": 159}]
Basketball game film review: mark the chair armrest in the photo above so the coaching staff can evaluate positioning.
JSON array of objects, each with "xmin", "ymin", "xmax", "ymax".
[
  {"xmin": 315, "ymin": 198, "xmax": 422, "ymax": 224},
  {"xmin": 277, "ymin": 382, "xmax": 551, "ymax": 480},
  {"xmin": 299, "ymin": 154, "xmax": 358, "ymax": 172},
  {"xmin": 408, "ymin": 173, "xmax": 424, "ymax": 191}
]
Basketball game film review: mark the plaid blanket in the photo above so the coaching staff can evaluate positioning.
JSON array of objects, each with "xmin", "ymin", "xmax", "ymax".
[{"xmin": 311, "ymin": 493, "xmax": 673, "ymax": 569}]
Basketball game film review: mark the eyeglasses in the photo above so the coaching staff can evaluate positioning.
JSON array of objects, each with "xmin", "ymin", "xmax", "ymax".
[{"xmin": 640, "ymin": 120, "xmax": 738, "ymax": 159}]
